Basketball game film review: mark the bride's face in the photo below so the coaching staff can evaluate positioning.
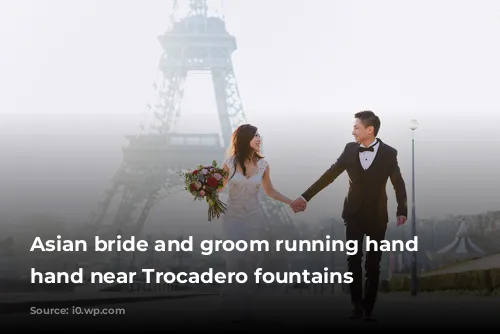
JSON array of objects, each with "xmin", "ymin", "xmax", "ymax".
[{"xmin": 249, "ymin": 132, "xmax": 261, "ymax": 152}]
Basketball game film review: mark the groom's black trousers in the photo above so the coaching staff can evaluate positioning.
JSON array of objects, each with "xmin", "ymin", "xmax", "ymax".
[{"xmin": 345, "ymin": 212, "xmax": 387, "ymax": 313}]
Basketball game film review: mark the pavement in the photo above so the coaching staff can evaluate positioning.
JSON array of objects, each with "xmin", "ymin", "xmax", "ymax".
[
  {"xmin": 0, "ymin": 290, "xmax": 216, "ymax": 314},
  {"xmin": 1, "ymin": 290, "xmax": 499, "ymax": 330}
]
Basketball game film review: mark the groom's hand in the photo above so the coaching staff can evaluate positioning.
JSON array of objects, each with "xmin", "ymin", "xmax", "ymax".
[
  {"xmin": 291, "ymin": 197, "xmax": 307, "ymax": 213},
  {"xmin": 396, "ymin": 215, "xmax": 407, "ymax": 226}
]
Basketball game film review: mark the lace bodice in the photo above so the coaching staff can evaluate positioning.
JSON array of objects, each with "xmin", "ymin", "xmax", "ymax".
[{"xmin": 223, "ymin": 156, "xmax": 268, "ymax": 219}]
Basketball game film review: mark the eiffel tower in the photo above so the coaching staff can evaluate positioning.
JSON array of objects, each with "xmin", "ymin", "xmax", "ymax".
[{"xmin": 86, "ymin": 0, "xmax": 296, "ymax": 252}]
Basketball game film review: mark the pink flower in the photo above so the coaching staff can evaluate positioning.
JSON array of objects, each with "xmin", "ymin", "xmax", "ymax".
[
  {"xmin": 213, "ymin": 173, "xmax": 222, "ymax": 180},
  {"xmin": 202, "ymin": 169, "xmax": 209, "ymax": 175},
  {"xmin": 199, "ymin": 190, "xmax": 205, "ymax": 196}
]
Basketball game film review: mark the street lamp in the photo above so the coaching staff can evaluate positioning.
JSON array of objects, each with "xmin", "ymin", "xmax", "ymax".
[{"xmin": 409, "ymin": 119, "xmax": 418, "ymax": 296}]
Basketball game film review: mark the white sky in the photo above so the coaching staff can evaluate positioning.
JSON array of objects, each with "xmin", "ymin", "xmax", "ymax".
[{"xmin": 1, "ymin": 0, "xmax": 499, "ymax": 232}]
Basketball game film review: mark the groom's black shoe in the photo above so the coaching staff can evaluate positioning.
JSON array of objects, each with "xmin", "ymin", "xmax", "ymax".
[
  {"xmin": 363, "ymin": 310, "xmax": 377, "ymax": 322},
  {"xmin": 349, "ymin": 306, "xmax": 363, "ymax": 319}
]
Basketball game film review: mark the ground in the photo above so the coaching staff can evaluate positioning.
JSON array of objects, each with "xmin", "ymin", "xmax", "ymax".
[{"xmin": 2, "ymin": 290, "xmax": 499, "ymax": 330}]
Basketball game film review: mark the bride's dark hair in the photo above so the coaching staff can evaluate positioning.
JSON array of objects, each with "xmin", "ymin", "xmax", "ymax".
[{"xmin": 228, "ymin": 124, "xmax": 264, "ymax": 180}]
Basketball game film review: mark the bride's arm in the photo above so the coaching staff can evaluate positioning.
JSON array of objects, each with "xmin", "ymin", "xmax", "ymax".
[
  {"xmin": 216, "ymin": 163, "xmax": 230, "ymax": 193},
  {"xmin": 262, "ymin": 164, "xmax": 293, "ymax": 205}
]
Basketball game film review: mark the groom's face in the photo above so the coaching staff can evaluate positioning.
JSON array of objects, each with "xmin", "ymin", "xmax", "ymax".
[{"xmin": 352, "ymin": 118, "xmax": 371, "ymax": 143}]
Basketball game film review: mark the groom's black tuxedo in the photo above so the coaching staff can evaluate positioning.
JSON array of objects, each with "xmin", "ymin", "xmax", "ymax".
[
  {"xmin": 301, "ymin": 138, "xmax": 407, "ymax": 223},
  {"xmin": 300, "ymin": 138, "xmax": 407, "ymax": 317}
]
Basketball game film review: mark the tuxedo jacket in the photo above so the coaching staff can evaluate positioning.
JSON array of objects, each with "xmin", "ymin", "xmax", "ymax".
[{"xmin": 301, "ymin": 139, "xmax": 407, "ymax": 224}]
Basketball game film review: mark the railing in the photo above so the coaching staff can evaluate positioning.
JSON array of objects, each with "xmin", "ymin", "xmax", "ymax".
[{"xmin": 124, "ymin": 133, "xmax": 223, "ymax": 148}]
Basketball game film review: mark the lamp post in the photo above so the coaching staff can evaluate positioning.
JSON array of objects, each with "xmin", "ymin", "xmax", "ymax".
[
  {"xmin": 331, "ymin": 220, "xmax": 335, "ymax": 294},
  {"xmin": 409, "ymin": 119, "xmax": 419, "ymax": 296}
]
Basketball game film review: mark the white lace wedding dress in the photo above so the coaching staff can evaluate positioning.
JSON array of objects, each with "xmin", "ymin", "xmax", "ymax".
[{"xmin": 219, "ymin": 155, "xmax": 269, "ymax": 319}]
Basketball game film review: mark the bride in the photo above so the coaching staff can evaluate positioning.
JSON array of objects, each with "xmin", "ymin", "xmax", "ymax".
[{"xmin": 216, "ymin": 124, "xmax": 293, "ymax": 322}]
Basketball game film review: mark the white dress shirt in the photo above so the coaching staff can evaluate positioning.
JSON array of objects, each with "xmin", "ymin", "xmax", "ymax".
[
  {"xmin": 299, "ymin": 138, "xmax": 380, "ymax": 203},
  {"xmin": 359, "ymin": 138, "xmax": 380, "ymax": 170}
]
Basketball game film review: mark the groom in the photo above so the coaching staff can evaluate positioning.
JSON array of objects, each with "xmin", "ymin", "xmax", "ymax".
[{"xmin": 291, "ymin": 110, "xmax": 407, "ymax": 321}]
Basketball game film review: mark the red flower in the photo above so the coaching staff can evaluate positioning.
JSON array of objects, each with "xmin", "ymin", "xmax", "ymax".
[
  {"xmin": 192, "ymin": 170, "xmax": 198, "ymax": 175},
  {"xmin": 189, "ymin": 183, "xmax": 197, "ymax": 192},
  {"xmin": 206, "ymin": 177, "xmax": 218, "ymax": 188}
]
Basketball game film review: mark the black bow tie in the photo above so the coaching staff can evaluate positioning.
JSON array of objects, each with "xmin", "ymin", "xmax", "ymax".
[
  {"xmin": 359, "ymin": 146, "xmax": 374, "ymax": 152},
  {"xmin": 358, "ymin": 140, "xmax": 379, "ymax": 153}
]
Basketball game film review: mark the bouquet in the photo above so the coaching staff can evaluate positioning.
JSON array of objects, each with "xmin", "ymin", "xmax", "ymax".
[{"xmin": 178, "ymin": 160, "xmax": 228, "ymax": 222}]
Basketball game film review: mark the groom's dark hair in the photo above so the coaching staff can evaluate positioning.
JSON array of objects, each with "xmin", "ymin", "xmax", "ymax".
[{"xmin": 355, "ymin": 110, "xmax": 381, "ymax": 136}]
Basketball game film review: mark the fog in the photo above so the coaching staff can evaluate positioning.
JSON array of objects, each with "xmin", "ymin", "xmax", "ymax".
[{"xmin": 1, "ymin": 0, "xmax": 499, "ymax": 237}]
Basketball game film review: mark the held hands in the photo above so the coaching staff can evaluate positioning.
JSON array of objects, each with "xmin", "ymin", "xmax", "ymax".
[
  {"xmin": 397, "ymin": 215, "xmax": 407, "ymax": 226},
  {"xmin": 290, "ymin": 197, "xmax": 307, "ymax": 213}
]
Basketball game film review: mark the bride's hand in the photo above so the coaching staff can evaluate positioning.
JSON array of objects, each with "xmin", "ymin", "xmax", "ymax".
[{"xmin": 291, "ymin": 197, "xmax": 307, "ymax": 213}]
